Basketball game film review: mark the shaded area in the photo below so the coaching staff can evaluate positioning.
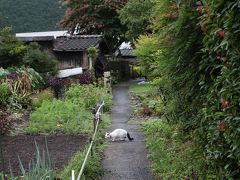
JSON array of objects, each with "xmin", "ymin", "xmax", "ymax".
[
  {"xmin": 0, "ymin": 135, "xmax": 87, "ymax": 176},
  {"xmin": 102, "ymin": 81, "xmax": 154, "ymax": 180}
]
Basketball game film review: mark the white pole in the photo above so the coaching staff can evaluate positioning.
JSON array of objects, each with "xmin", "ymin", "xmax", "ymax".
[{"xmin": 72, "ymin": 170, "xmax": 75, "ymax": 180}]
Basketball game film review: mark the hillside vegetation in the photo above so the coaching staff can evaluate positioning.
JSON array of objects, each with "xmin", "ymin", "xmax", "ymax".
[{"xmin": 0, "ymin": 0, "xmax": 65, "ymax": 33}]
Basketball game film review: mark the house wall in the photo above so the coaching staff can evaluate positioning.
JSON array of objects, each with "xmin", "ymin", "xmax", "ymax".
[{"xmin": 54, "ymin": 51, "xmax": 83, "ymax": 70}]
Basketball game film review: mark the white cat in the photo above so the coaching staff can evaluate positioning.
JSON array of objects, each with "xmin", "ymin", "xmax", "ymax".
[{"xmin": 105, "ymin": 129, "xmax": 134, "ymax": 141}]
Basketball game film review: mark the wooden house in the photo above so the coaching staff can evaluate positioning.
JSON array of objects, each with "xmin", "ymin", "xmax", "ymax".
[{"xmin": 17, "ymin": 32, "xmax": 108, "ymax": 72}]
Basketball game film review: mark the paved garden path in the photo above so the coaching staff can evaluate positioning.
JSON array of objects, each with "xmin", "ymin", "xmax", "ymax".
[{"xmin": 102, "ymin": 81, "xmax": 154, "ymax": 180}]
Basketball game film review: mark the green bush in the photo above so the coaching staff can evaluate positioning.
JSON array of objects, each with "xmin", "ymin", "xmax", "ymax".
[
  {"xmin": 65, "ymin": 84, "xmax": 112, "ymax": 111},
  {"xmin": 28, "ymin": 99, "xmax": 92, "ymax": 135},
  {"xmin": 31, "ymin": 89, "xmax": 54, "ymax": 108},
  {"xmin": 0, "ymin": 82, "xmax": 10, "ymax": 105},
  {"xmin": 0, "ymin": 27, "xmax": 27, "ymax": 68},
  {"xmin": 142, "ymin": 120, "xmax": 215, "ymax": 179},
  {"xmin": 23, "ymin": 42, "xmax": 58, "ymax": 74}
]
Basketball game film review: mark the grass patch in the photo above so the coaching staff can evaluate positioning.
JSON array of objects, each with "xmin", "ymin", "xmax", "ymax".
[
  {"xmin": 61, "ymin": 113, "xmax": 111, "ymax": 179},
  {"xmin": 27, "ymin": 99, "xmax": 93, "ymax": 135},
  {"xmin": 142, "ymin": 120, "xmax": 210, "ymax": 179},
  {"xmin": 129, "ymin": 83, "xmax": 153, "ymax": 94}
]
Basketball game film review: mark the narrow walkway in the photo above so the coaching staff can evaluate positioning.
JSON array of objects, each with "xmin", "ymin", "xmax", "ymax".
[{"xmin": 102, "ymin": 81, "xmax": 154, "ymax": 180}]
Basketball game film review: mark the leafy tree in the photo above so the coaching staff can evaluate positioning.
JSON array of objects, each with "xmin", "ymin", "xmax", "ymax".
[
  {"xmin": 23, "ymin": 43, "xmax": 58, "ymax": 74},
  {"xmin": 0, "ymin": 27, "xmax": 27, "ymax": 68},
  {"xmin": 60, "ymin": 0, "xmax": 127, "ymax": 52},
  {"xmin": 119, "ymin": 0, "xmax": 154, "ymax": 40},
  {"xmin": 0, "ymin": 27, "xmax": 58, "ymax": 74}
]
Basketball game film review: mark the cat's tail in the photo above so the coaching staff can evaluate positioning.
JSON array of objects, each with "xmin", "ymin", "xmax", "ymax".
[{"xmin": 127, "ymin": 132, "xmax": 134, "ymax": 141}]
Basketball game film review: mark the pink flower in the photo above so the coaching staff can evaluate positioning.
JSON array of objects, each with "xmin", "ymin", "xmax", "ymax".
[
  {"xmin": 200, "ymin": 21, "xmax": 207, "ymax": 32},
  {"xmin": 220, "ymin": 120, "xmax": 225, "ymax": 132},
  {"xmin": 218, "ymin": 29, "xmax": 225, "ymax": 37},
  {"xmin": 197, "ymin": 6, "xmax": 203, "ymax": 13}
]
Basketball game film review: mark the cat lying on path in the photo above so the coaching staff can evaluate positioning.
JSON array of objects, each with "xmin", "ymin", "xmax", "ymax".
[{"xmin": 105, "ymin": 129, "xmax": 134, "ymax": 141}]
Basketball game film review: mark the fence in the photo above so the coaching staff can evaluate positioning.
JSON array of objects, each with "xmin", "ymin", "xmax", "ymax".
[{"xmin": 71, "ymin": 101, "xmax": 105, "ymax": 180}]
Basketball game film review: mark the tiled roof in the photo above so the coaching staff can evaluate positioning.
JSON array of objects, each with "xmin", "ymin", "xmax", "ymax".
[
  {"xmin": 115, "ymin": 49, "xmax": 135, "ymax": 57},
  {"xmin": 53, "ymin": 35, "xmax": 103, "ymax": 51},
  {"xmin": 18, "ymin": 36, "xmax": 55, "ymax": 42}
]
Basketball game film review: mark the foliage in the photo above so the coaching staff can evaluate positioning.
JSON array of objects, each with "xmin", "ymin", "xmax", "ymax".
[
  {"xmin": 119, "ymin": 0, "xmax": 154, "ymax": 40},
  {"xmin": 0, "ymin": 67, "xmax": 44, "ymax": 109},
  {"xmin": 9, "ymin": 140, "xmax": 55, "ymax": 179},
  {"xmin": 0, "ymin": 27, "xmax": 27, "ymax": 68},
  {"xmin": 87, "ymin": 47, "xmax": 98, "ymax": 60},
  {"xmin": 133, "ymin": 35, "xmax": 159, "ymax": 78},
  {"xmin": 61, "ymin": 114, "xmax": 111, "ymax": 179},
  {"xmin": 131, "ymin": 66, "xmax": 144, "ymax": 78},
  {"xmin": 31, "ymin": 89, "xmax": 54, "ymax": 108},
  {"xmin": 77, "ymin": 71, "xmax": 95, "ymax": 85},
  {"xmin": 0, "ymin": 67, "xmax": 10, "ymax": 79},
  {"xmin": 28, "ymin": 99, "xmax": 92, "ymax": 135},
  {"xmin": 131, "ymin": 0, "xmax": 240, "ymax": 178},
  {"xmin": 0, "ymin": 82, "xmax": 10, "ymax": 105},
  {"xmin": 23, "ymin": 42, "xmax": 58, "ymax": 74},
  {"xmin": 65, "ymin": 84, "xmax": 112, "ymax": 111},
  {"xmin": 142, "ymin": 120, "xmax": 215, "ymax": 179},
  {"xmin": 0, "ymin": 28, "xmax": 58, "ymax": 75},
  {"xmin": 48, "ymin": 77, "xmax": 65, "ymax": 98},
  {"xmin": 60, "ymin": 0, "xmax": 127, "ymax": 52},
  {"xmin": 0, "ymin": 0, "xmax": 65, "ymax": 33}
]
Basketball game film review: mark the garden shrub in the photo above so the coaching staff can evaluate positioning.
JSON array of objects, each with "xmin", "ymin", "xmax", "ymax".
[
  {"xmin": 31, "ymin": 89, "xmax": 54, "ymax": 108},
  {"xmin": 65, "ymin": 84, "xmax": 112, "ymax": 111},
  {"xmin": 23, "ymin": 42, "xmax": 58, "ymax": 74},
  {"xmin": 77, "ymin": 71, "xmax": 95, "ymax": 85},
  {"xmin": 28, "ymin": 99, "xmax": 92, "ymax": 135},
  {"xmin": 0, "ymin": 27, "xmax": 58, "ymax": 74},
  {"xmin": 0, "ymin": 27, "xmax": 27, "ymax": 68},
  {"xmin": 0, "ymin": 82, "xmax": 10, "ymax": 105},
  {"xmin": 48, "ymin": 77, "xmax": 65, "ymax": 98}
]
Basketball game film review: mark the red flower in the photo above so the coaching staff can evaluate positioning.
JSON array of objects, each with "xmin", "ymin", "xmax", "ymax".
[
  {"xmin": 218, "ymin": 29, "xmax": 225, "ymax": 37},
  {"xmin": 200, "ymin": 21, "xmax": 207, "ymax": 32},
  {"xmin": 220, "ymin": 98, "xmax": 230, "ymax": 110},
  {"xmin": 197, "ymin": 6, "xmax": 203, "ymax": 13},
  {"xmin": 204, "ymin": 3, "xmax": 209, "ymax": 8},
  {"xmin": 220, "ymin": 120, "xmax": 225, "ymax": 132},
  {"xmin": 203, "ymin": 13, "xmax": 210, "ymax": 18}
]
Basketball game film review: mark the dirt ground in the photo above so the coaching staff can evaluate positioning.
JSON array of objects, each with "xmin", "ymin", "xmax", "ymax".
[{"xmin": 0, "ymin": 135, "xmax": 87, "ymax": 176}]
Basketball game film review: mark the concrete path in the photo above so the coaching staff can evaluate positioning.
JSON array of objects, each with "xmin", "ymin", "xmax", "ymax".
[{"xmin": 102, "ymin": 81, "xmax": 154, "ymax": 180}]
